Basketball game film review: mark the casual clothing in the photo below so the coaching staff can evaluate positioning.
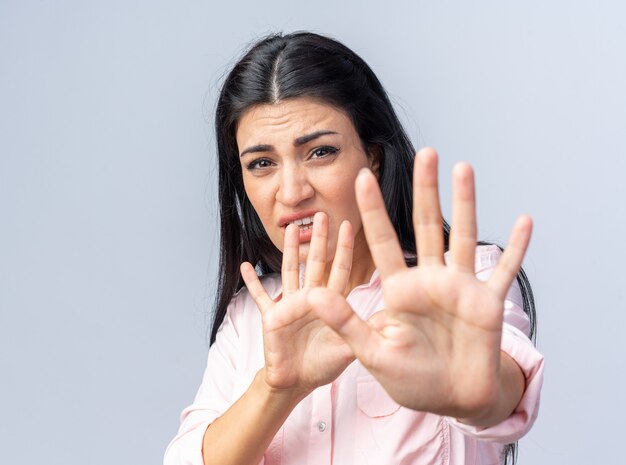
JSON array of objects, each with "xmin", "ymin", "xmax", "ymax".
[{"xmin": 164, "ymin": 245, "xmax": 544, "ymax": 465}]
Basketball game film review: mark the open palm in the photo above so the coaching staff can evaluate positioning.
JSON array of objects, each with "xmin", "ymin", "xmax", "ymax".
[
  {"xmin": 309, "ymin": 148, "xmax": 532, "ymax": 419},
  {"xmin": 241, "ymin": 213, "xmax": 356, "ymax": 396}
]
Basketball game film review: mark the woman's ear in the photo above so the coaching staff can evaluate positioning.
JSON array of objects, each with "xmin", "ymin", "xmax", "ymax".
[{"xmin": 367, "ymin": 144, "xmax": 382, "ymax": 179}]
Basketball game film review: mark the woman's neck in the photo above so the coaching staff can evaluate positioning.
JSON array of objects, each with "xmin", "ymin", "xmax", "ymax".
[
  {"xmin": 348, "ymin": 252, "xmax": 377, "ymax": 293},
  {"xmin": 321, "ymin": 245, "xmax": 376, "ymax": 296}
]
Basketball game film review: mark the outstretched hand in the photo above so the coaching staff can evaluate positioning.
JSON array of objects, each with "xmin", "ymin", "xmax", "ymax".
[
  {"xmin": 308, "ymin": 148, "xmax": 532, "ymax": 422},
  {"xmin": 240, "ymin": 213, "xmax": 356, "ymax": 398}
]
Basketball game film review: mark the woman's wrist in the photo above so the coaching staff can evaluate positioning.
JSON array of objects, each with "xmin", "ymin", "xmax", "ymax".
[
  {"xmin": 456, "ymin": 351, "xmax": 525, "ymax": 428},
  {"xmin": 255, "ymin": 367, "xmax": 312, "ymax": 409}
]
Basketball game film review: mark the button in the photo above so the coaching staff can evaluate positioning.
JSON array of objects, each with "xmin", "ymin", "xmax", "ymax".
[{"xmin": 317, "ymin": 421, "xmax": 327, "ymax": 432}]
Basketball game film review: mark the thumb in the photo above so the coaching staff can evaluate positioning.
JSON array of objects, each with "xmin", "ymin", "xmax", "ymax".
[
  {"xmin": 307, "ymin": 288, "xmax": 379, "ymax": 362},
  {"xmin": 367, "ymin": 310, "xmax": 388, "ymax": 331}
]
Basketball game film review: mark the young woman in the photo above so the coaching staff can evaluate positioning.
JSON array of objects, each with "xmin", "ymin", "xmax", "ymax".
[{"xmin": 164, "ymin": 32, "xmax": 544, "ymax": 465}]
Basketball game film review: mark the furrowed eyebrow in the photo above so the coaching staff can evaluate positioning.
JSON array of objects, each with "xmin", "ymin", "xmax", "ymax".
[
  {"xmin": 239, "ymin": 144, "xmax": 273, "ymax": 157},
  {"xmin": 239, "ymin": 130, "xmax": 338, "ymax": 157},
  {"xmin": 293, "ymin": 130, "xmax": 338, "ymax": 146}
]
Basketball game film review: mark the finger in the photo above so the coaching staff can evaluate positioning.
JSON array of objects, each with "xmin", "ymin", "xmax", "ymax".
[
  {"xmin": 487, "ymin": 215, "xmax": 533, "ymax": 299},
  {"xmin": 413, "ymin": 148, "xmax": 445, "ymax": 266},
  {"xmin": 355, "ymin": 168, "xmax": 406, "ymax": 279},
  {"xmin": 240, "ymin": 262, "xmax": 274, "ymax": 314},
  {"xmin": 308, "ymin": 287, "xmax": 380, "ymax": 363},
  {"xmin": 449, "ymin": 162, "xmax": 477, "ymax": 273},
  {"xmin": 304, "ymin": 212, "xmax": 328, "ymax": 288},
  {"xmin": 281, "ymin": 224, "xmax": 300, "ymax": 294},
  {"xmin": 327, "ymin": 220, "xmax": 354, "ymax": 294}
]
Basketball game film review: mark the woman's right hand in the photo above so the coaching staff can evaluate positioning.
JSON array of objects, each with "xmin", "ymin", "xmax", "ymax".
[{"xmin": 240, "ymin": 212, "xmax": 355, "ymax": 398}]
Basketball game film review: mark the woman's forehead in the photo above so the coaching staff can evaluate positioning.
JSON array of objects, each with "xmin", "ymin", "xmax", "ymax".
[{"xmin": 236, "ymin": 98, "xmax": 355, "ymax": 145}]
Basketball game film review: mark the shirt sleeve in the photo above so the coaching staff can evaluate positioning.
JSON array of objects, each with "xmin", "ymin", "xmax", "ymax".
[
  {"xmin": 446, "ymin": 245, "xmax": 545, "ymax": 443},
  {"xmin": 163, "ymin": 294, "xmax": 243, "ymax": 465}
]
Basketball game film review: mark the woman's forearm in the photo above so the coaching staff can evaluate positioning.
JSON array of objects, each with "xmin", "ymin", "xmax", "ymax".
[{"xmin": 201, "ymin": 368, "xmax": 308, "ymax": 465}]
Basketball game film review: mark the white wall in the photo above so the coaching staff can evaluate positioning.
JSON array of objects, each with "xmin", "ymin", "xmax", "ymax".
[{"xmin": 1, "ymin": 1, "xmax": 624, "ymax": 464}]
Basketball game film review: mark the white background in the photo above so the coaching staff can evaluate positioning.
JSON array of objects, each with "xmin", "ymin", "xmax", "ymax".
[{"xmin": 1, "ymin": 1, "xmax": 624, "ymax": 464}]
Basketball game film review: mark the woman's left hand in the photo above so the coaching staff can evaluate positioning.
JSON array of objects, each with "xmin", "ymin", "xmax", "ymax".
[{"xmin": 308, "ymin": 147, "xmax": 532, "ymax": 424}]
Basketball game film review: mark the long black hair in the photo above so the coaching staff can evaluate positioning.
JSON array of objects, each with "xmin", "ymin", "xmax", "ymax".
[{"xmin": 211, "ymin": 31, "xmax": 535, "ymax": 465}]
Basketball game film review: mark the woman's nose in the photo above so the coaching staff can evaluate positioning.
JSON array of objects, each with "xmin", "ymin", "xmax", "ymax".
[{"xmin": 275, "ymin": 165, "xmax": 314, "ymax": 207}]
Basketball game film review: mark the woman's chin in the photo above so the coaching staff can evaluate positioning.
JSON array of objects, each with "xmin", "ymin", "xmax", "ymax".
[{"xmin": 297, "ymin": 242, "xmax": 337, "ymax": 266}]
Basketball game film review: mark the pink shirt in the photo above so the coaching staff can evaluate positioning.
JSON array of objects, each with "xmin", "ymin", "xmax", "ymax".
[{"xmin": 164, "ymin": 245, "xmax": 544, "ymax": 465}]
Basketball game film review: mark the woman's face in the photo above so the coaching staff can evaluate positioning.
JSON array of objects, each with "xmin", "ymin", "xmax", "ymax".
[{"xmin": 236, "ymin": 98, "xmax": 377, "ymax": 265}]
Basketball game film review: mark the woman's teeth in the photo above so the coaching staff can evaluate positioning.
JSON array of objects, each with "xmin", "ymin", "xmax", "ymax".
[{"xmin": 290, "ymin": 216, "xmax": 315, "ymax": 229}]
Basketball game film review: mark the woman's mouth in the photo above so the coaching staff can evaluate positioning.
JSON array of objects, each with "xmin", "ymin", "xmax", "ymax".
[
  {"xmin": 288, "ymin": 215, "xmax": 315, "ymax": 231},
  {"xmin": 280, "ymin": 213, "xmax": 319, "ymax": 243}
]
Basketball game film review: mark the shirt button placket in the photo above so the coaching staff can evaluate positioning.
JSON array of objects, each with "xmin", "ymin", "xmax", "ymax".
[{"xmin": 308, "ymin": 384, "xmax": 332, "ymax": 465}]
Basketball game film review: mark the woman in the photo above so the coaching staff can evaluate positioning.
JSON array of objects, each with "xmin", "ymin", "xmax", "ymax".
[{"xmin": 164, "ymin": 32, "xmax": 544, "ymax": 465}]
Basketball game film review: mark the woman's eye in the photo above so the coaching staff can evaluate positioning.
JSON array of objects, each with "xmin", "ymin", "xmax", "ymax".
[
  {"xmin": 247, "ymin": 158, "xmax": 273, "ymax": 170},
  {"xmin": 310, "ymin": 146, "xmax": 338, "ymax": 159}
]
